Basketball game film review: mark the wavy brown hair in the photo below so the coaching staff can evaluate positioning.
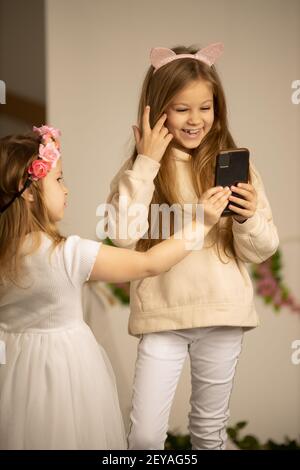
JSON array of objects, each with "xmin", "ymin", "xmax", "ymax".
[
  {"xmin": 0, "ymin": 132, "xmax": 66, "ymax": 288},
  {"xmin": 131, "ymin": 45, "xmax": 252, "ymax": 262}
]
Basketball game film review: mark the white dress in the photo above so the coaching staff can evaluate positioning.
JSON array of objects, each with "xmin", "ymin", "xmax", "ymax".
[{"xmin": 0, "ymin": 232, "xmax": 126, "ymax": 450}]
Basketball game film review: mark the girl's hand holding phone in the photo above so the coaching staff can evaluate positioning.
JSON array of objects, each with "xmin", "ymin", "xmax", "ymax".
[
  {"xmin": 132, "ymin": 105, "xmax": 173, "ymax": 163},
  {"xmin": 199, "ymin": 186, "xmax": 232, "ymax": 229},
  {"xmin": 228, "ymin": 182, "xmax": 257, "ymax": 223}
]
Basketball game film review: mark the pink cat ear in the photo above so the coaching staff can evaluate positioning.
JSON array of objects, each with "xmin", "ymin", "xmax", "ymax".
[
  {"xmin": 150, "ymin": 47, "xmax": 177, "ymax": 70},
  {"xmin": 195, "ymin": 42, "xmax": 224, "ymax": 66}
]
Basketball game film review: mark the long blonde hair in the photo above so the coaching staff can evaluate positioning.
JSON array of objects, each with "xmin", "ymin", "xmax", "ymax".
[
  {"xmin": 0, "ymin": 132, "xmax": 66, "ymax": 287},
  {"xmin": 131, "ymin": 45, "xmax": 252, "ymax": 262}
]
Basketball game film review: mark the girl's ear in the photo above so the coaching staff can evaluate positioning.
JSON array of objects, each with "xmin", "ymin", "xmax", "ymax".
[{"xmin": 20, "ymin": 188, "xmax": 34, "ymax": 202}]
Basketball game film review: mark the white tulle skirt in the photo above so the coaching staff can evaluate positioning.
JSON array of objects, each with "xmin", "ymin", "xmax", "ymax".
[{"xmin": 0, "ymin": 322, "xmax": 126, "ymax": 450}]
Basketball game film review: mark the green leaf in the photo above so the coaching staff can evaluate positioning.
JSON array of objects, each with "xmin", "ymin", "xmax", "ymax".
[
  {"xmin": 227, "ymin": 428, "xmax": 237, "ymax": 440},
  {"xmin": 236, "ymin": 421, "xmax": 248, "ymax": 429},
  {"xmin": 103, "ymin": 237, "xmax": 115, "ymax": 246},
  {"xmin": 239, "ymin": 435, "xmax": 261, "ymax": 450},
  {"xmin": 107, "ymin": 284, "xmax": 130, "ymax": 304},
  {"xmin": 251, "ymin": 272, "xmax": 260, "ymax": 280}
]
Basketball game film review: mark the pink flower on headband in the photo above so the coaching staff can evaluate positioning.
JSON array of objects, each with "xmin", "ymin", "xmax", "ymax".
[
  {"xmin": 33, "ymin": 125, "xmax": 61, "ymax": 141},
  {"xmin": 27, "ymin": 124, "xmax": 62, "ymax": 181},
  {"xmin": 38, "ymin": 141, "xmax": 60, "ymax": 168},
  {"xmin": 28, "ymin": 160, "xmax": 52, "ymax": 181}
]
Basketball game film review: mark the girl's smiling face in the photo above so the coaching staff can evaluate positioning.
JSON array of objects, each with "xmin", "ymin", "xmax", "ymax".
[
  {"xmin": 42, "ymin": 158, "xmax": 68, "ymax": 222},
  {"xmin": 165, "ymin": 79, "xmax": 214, "ymax": 151}
]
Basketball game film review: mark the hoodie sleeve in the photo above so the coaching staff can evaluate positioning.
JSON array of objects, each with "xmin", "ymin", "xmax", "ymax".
[
  {"xmin": 104, "ymin": 154, "xmax": 161, "ymax": 249},
  {"xmin": 232, "ymin": 161, "xmax": 279, "ymax": 264}
]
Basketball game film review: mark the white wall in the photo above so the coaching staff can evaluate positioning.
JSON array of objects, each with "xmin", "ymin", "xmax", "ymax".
[{"xmin": 45, "ymin": 0, "xmax": 300, "ymax": 442}]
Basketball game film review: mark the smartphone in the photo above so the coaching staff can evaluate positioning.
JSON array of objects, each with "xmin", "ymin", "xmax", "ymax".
[{"xmin": 214, "ymin": 148, "xmax": 250, "ymax": 217}]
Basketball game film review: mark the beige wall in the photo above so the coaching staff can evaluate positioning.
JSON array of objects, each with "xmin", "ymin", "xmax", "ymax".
[{"xmin": 45, "ymin": 0, "xmax": 300, "ymax": 442}]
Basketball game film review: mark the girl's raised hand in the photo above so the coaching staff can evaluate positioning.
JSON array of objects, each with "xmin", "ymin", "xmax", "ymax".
[
  {"xmin": 199, "ymin": 186, "xmax": 232, "ymax": 229},
  {"xmin": 132, "ymin": 105, "xmax": 173, "ymax": 163}
]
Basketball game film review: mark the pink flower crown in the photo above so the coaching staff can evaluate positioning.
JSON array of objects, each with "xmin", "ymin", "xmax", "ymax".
[
  {"xmin": 28, "ymin": 125, "xmax": 61, "ymax": 181},
  {"xmin": 0, "ymin": 124, "xmax": 61, "ymax": 215}
]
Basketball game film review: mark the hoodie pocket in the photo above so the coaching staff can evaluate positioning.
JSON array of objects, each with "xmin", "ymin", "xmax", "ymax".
[
  {"xmin": 136, "ymin": 277, "xmax": 153, "ymax": 305},
  {"xmin": 132, "ymin": 247, "xmax": 253, "ymax": 313}
]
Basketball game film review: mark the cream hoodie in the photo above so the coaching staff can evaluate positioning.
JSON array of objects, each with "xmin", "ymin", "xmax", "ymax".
[{"xmin": 106, "ymin": 149, "xmax": 279, "ymax": 337}]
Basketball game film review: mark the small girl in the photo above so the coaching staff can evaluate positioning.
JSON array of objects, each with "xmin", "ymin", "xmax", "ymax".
[
  {"xmin": 0, "ymin": 125, "xmax": 229, "ymax": 450},
  {"xmin": 106, "ymin": 42, "xmax": 280, "ymax": 450}
]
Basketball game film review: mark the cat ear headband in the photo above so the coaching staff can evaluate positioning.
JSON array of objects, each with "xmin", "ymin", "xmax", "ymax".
[{"xmin": 150, "ymin": 42, "xmax": 224, "ymax": 73}]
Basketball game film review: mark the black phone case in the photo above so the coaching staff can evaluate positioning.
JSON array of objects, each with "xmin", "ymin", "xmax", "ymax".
[{"xmin": 214, "ymin": 148, "xmax": 250, "ymax": 217}]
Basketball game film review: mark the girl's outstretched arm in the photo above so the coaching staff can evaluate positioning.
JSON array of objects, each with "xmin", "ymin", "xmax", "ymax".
[
  {"xmin": 89, "ymin": 220, "xmax": 210, "ymax": 283},
  {"xmin": 91, "ymin": 186, "xmax": 231, "ymax": 282}
]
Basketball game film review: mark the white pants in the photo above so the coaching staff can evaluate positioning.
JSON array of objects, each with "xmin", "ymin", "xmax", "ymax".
[{"xmin": 127, "ymin": 326, "xmax": 244, "ymax": 450}]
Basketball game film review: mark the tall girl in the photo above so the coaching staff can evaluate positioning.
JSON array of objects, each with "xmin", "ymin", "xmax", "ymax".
[{"xmin": 106, "ymin": 42, "xmax": 279, "ymax": 450}]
